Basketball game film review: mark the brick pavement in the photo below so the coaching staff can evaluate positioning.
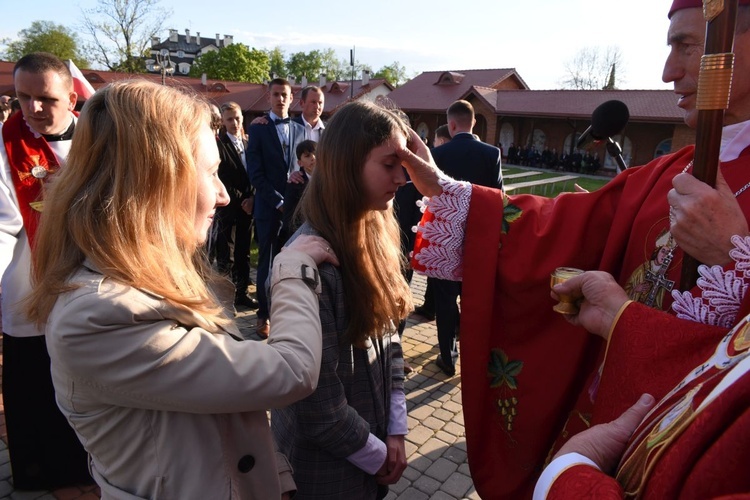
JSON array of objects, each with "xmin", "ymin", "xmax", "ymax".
[{"xmin": 0, "ymin": 274, "xmax": 477, "ymax": 500}]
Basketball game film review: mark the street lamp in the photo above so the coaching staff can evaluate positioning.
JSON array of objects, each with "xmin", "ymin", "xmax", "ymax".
[{"xmin": 147, "ymin": 49, "xmax": 175, "ymax": 85}]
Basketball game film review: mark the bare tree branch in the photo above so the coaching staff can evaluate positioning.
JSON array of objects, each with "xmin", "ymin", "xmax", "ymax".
[
  {"xmin": 560, "ymin": 45, "xmax": 626, "ymax": 90},
  {"xmin": 80, "ymin": 0, "xmax": 171, "ymax": 73}
]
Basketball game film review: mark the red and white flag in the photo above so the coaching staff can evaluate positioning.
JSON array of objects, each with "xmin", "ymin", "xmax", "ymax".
[{"xmin": 66, "ymin": 60, "xmax": 96, "ymax": 100}]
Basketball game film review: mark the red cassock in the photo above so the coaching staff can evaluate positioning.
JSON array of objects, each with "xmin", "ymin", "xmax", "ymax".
[
  {"xmin": 412, "ymin": 145, "xmax": 750, "ymax": 499},
  {"xmin": 546, "ymin": 303, "xmax": 750, "ymax": 499}
]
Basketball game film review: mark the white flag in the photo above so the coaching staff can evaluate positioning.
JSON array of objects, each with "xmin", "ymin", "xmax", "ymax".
[{"xmin": 66, "ymin": 60, "xmax": 95, "ymax": 99}]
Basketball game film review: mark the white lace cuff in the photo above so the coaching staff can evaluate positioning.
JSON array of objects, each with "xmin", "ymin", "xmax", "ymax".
[
  {"xmin": 412, "ymin": 178, "xmax": 472, "ymax": 281},
  {"xmin": 671, "ymin": 235, "xmax": 750, "ymax": 327}
]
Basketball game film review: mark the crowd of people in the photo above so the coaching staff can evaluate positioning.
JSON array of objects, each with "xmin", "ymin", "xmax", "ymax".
[
  {"xmin": 0, "ymin": 0, "xmax": 749, "ymax": 498},
  {"xmin": 0, "ymin": 95, "xmax": 19, "ymax": 125},
  {"xmin": 505, "ymin": 144, "xmax": 603, "ymax": 174}
]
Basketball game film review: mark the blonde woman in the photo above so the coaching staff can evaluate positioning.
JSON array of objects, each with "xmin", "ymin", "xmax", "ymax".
[
  {"xmin": 272, "ymin": 101, "xmax": 413, "ymax": 499},
  {"xmin": 25, "ymin": 80, "xmax": 336, "ymax": 499}
]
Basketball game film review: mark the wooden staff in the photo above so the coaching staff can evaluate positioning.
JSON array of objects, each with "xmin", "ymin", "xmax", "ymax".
[{"xmin": 680, "ymin": 0, "xmax": 740, "ymax": 290}]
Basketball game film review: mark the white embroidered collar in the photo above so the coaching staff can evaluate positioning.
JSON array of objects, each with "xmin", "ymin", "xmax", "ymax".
[{"xmin": 719, "ymin": 119, "xmax": 750, "ymax": 163}]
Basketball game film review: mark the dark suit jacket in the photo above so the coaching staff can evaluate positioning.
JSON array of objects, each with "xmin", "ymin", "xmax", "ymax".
[
  {"xmin": 432, "ymin": 133, "xmax": 503, "ymax": 189},
  {"xmin": 246, "ymin": 116, "xmax": 305, "ymax": 221},
  {"xmin": 217, "ymin": 131, "xmax": 253, "ymax": 203},
  {"xmin": 394, "ymin": 179, "xmax": 423, "ymax": 256},
  {"xmin": 279, "ymin": 171, "xmax": 308, "ymax": 243}
]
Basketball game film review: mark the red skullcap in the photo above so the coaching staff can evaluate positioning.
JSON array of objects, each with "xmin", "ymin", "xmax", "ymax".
[{"xmin": 670, "ymin": 0, "xmax": 750, "ymax": 18}]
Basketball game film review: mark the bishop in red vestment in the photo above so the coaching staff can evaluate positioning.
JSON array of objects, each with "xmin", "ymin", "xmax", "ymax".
[
  {"xmin": 399, "ymin": 1, "xmax": 750, "ymax": 498},
  {"xmin": 534, "ymin": 266, "xmax": 750, "ymax": 499}
]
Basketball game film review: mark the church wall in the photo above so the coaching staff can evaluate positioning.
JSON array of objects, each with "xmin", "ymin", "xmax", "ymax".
[
  {"xmin": 495, "ymin": 117, "xmax": 681, "ymax": 168},
  {"xmin": 672, "ymin": 125, "xmax": 696, "ymax": 152},
  {"xmin": 621, "ymin": 123, "xmax": 678, "ymax": 165},
  {"xmin": 494, "ymin": 79, "xmax": 525, "ymax": 90},
  {"xmin": 404, "ymin": 112, "xmax": 686, "ymax": 164}
]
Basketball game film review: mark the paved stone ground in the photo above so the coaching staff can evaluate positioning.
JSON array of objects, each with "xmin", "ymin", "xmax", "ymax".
[{"xmin": 0, "ymin": 273, "xmax": 478, "ymax": 500}]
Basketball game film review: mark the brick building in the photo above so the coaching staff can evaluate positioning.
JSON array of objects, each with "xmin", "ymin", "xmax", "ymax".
[{"xmin": 388, "ymin": 68, "xmax": 691, "ymax": 170}]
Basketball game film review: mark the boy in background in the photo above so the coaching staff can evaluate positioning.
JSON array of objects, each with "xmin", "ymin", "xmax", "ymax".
[{"xmin": 279, "ymin": 140, "xmax": 316, "ymax": 246}]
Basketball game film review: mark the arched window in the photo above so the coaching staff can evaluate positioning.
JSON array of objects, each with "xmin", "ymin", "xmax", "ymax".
[
  {"xmin": 499, "ymin": 123, "xmax": 514, "ymax": 154},
  {"xmin": 654, "ymin": 138, "xmax": 672, "ymax": 158},
  {"xmin": 604, "ymin": 136, "xmax": 632, "ymax": 169},
  {"xmin": 563, "ymin": 133, "xmax": 583, "ymax": 155},
  {"xmin": 525, "ymin": 129, "xmax": 546, "ymax": 152},
  {"xmin": 416, "ymin": 122, "xmax": 429, "ymax": 143}
]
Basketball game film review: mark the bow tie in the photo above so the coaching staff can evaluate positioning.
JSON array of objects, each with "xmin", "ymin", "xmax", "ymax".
[{"xmin": 274, "ymin": 117, "xmax": 290, "ymax": 125}]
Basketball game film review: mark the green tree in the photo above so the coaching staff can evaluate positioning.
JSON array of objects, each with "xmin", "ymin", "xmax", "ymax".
[
  {"xmin": 81, "ymin": 0, "xmax": 171, "ymax": 73},
  {"xmin": 286, "ymin": 50, "xmax": 325, "ymax": 81},
  {"xmin": 266, "ymin": 46, "xmax": 286, "ymax": 79},
  {"xmin": 374, "ymin": 61, "xmax": 409, "ymax": 87},
  {"xmin": 320, "ymin": 48, "xmax": 345, "ymax": 81},
  {"xmin": 190, "ymin": 44, "xmax": 270, "ymax": 83},
  {"xmin": 2, "ymin": 21, "xmax": 89, "ymax": 68}
]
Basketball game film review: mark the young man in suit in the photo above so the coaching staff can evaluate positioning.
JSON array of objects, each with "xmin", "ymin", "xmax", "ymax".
[
  {"xmin": 216, "ymin": 101, "xmax": 258, "ymax": 309},
  {"xmin": 294, "ymin": 85, "xmax": 325, "ymax": 142},
  {"xmin": 431, "ymin": 100, "xmax": 502, "ymax": 376},
  {"xmin": 247, "ymin": 78, "xmax": 305, "ymax": 338}
]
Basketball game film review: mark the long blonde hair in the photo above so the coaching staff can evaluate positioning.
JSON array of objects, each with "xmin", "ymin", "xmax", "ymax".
[
  {"xmin": 300, "ymin": 101, "xmax": 413, "ymax": 345},
  {"xmin": 26, "ymin": 79, "xmax": 228, "ymax": 327}
]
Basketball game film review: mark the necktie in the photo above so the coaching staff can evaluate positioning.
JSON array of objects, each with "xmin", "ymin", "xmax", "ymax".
[
  {"xmin": 233, "ymin": 139, "xmax": 246, "ymax": 168},
  {"xmin": 274, "ymin": 118, "xmax": 291, "ymax": 165}
]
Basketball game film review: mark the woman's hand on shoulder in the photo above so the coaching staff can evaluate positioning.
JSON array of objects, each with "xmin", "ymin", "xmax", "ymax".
[{"xmin": 283, "ymin": 235, "xmax": 339, "ymax": 267}]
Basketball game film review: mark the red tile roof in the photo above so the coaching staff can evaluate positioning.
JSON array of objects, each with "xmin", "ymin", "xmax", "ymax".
[
  {"xmin": 0, "ymin": 61, "xmax": 681, "ymax": 123},
  {"xmin": 387, "ymin": 68, "xmax": 528, "ymax": 112},
  {"xmin": 387, "ymin": 67, "xmax": 683, "ymax": 123},
  {"xmin": 0, "ymin": 61, "xmax": 392, "ymax": 116},
  {"xmin": 486, "ymin": 89, "xmax": 683, "ymax": 123},
  {"xmin": 212, "ymin": 78, "xmax": 393, "ymax": 114}
]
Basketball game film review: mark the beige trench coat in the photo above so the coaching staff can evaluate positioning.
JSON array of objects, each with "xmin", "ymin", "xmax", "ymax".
[{"xmin": 45, "ymin": 250, "xmax": 322, "ymax": 499}]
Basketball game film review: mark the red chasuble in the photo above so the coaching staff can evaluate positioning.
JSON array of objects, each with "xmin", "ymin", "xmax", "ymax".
[
  {"xmin": 414, "ymin": 145, "xmax": 750, "ymax": 499},
  {"xmin": 2, "ymin": 112, "xmax": 61, "ymax": 248},
  {"xmin": 547, "ymin": 313, "xmax": 750, "ymax": 499}
]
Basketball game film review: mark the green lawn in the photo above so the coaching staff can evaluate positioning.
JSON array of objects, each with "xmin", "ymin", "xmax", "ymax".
[{"xmin": 502, "ymin": 166, "xmax": 610, "ymax": 197}]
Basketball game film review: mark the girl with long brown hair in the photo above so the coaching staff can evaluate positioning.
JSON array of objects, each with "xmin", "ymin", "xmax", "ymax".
[{"xmin": 271, "ymin": 101, "xmax": 414, "ymax": 499}]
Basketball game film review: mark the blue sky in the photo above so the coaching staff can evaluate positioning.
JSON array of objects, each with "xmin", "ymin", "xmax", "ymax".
[{"xmin": 2, "ymin": 0, "xmax": 673, "ymax": 90}]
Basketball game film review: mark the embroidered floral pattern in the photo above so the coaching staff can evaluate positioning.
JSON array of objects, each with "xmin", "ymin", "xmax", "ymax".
[
  {"xmin": 488, "ymin": 348, "xmax": 523, "ymax": 389},
  {"xmin": 412, "ymin": 178, "xmax": 472, "ymax": 280},
  {"xmin": 671, "ymin": 235, "xmax": 750, "ymax": 327},
  {"xmin": 502, "ymin": 194, "xmax": 522, "ymax": 235},
  {"xmin": 488, "ymin": 348, "xmax": 523, "ymax": 433}
]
